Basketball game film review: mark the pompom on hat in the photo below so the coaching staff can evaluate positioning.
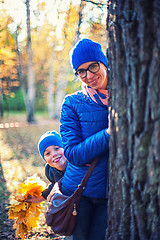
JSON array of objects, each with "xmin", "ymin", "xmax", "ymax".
[
  {"xmin": 69, "ymin": 38, "xmax": 108, "ymax": 72},
  {"xmin": 38, "ymin": 131, "xmax": 63, "ymax": 160}
]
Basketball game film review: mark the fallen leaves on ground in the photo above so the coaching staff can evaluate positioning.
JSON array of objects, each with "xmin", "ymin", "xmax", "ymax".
[{"xmin": 0, "ymin": 119, "xmax": 70, "ymax": 239}]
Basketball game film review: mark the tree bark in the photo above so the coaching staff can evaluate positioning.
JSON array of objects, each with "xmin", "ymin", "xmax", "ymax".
[
  {"xmin": 55, "ymin": 63, "xmax": 69, "ymax": 118},
  {"xmin": 0, "ymin": 79, "xmax": 3, "ymax": 117},
  {"xmin": 48, "ymin": 46, "xmax": 56, "ymax": 119},
  {"xmin": 26, "ymin": 0, "xmax": 35, "ymax": 123},
  {"xmin": 106, "ymin": 0, "xmax": 160, "ymax": 239},
  {"xmin": 75, "ymin": 0, "xmax": 86, "ymax": 43},
  {"xmin": 15, "ymin": 26, "xmax": 27, "ymax": 108}
]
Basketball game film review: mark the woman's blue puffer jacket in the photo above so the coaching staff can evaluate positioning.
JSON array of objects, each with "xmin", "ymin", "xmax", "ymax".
[{"xmin": 60, "ymin": 90, "xmax": 110, "ymax": 198}]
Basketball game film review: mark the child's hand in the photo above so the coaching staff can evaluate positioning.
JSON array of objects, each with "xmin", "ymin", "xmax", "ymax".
[{"xmin": 25, "ymin": 194, "xmax": 45, "ymax": 203}]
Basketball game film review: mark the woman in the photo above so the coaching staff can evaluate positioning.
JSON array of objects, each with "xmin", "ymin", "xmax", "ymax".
[{"xmin": 60, "ymin": 38, "xmax": 110, "ymax": 240}]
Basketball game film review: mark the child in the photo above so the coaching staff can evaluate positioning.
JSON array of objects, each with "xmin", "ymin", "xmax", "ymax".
[{"xmin": 26, "ymin": 131, "xmax": 68, "ymax": 203}]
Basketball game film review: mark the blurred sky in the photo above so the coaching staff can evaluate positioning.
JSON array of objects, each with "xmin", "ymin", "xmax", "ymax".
[
  {"xmin": 2, "ymin": 0, "xmax": 81, "ymax": 41},
  {"xmin": 1, "ymin": 0, "xmax": 107, "ymax": 42}
]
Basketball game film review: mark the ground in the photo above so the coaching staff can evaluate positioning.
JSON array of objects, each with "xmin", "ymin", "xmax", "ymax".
[{"xmin": 0, "ymin": 113, "xmax": 72, "ymax": 240}]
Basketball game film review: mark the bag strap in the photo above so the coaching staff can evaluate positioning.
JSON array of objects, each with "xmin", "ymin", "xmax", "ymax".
[{"xmin": 78, "ymin": 157, "xmax": 99, "ymax": 189}]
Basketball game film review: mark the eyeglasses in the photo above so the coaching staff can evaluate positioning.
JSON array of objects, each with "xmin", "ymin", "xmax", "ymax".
[{"xmin": 75, "ymin": 61, "xmax": 100, "ymax": 79}]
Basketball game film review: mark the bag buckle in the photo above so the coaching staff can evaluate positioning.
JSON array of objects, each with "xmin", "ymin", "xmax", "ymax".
[
  {"xmin": 72, "ymin": 203, "xmax": 78, "ymax": 216},
  {"xmin": 78, "ymin": 184, "xmax": 85, "ymax": 189}
]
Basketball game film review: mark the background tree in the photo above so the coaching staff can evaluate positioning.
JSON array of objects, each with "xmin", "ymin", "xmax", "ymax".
[
  {"xmin": 106, "ymin": 0, "xmax": 160, "ymax": 239},
  {"xmin": 25, "ymin": 0, "xmax": 36, "ymax": 123},
  {"xmin": 0, "ymin": 8, "xmax": 19, "ymax": 116},
  {"xmin": 15, "ymin": 25, "xmax": 27, "ymax": 109},
  {"xmin": 53, "ymin": 1, "xmax": 84, "ymax": 117},
  {"xmin": 0, "ymin": 0, "xmax": 107, "ymax": 120},
  {"xmin": 31, "ymin": 20, "xmax": 57, "ymax": 118}
]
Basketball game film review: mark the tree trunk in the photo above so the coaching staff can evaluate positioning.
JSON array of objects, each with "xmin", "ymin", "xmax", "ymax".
[
  {"xmin": 106, "ymin": 0, "xmax": 160, "ymax": 239},
  {"xmin": 26, "ymin": 0, "xmax": 35, "ymax": 123},
  {"xmin": 55, "ymin": 62, "xmax": 69, "ymax": 118},
  {"xmin": 48, "ymin": 46, "xmax": 56, "ymax": 119},
  {"xmin": 15, "ymin": 26, "xmax": 27, "ymax": 108},
  {"xmin": 75, "ymin": 0, "xmax": 86, "ymax": 43},
  {"xmin": 0, "ymin": 79, "xmax": 3, "ymax": 117}
]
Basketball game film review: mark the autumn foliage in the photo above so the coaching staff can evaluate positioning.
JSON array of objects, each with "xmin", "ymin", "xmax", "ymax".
[{"xmin": 8, "ymin": 175, "xmax": 46, "ymax": 240}]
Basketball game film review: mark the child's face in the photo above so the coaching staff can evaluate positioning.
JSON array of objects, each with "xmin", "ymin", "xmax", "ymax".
[{"xmin": 44, "ymin": 145, "xmax": 68, "ymax": 171}]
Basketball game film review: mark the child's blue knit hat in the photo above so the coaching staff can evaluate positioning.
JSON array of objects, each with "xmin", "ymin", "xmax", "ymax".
[
  {"xmin": 70, "ymin": 38, "xmax": 108, "ymax": 72},
  {"xmin": 38, "ymin": 131, "xmax": 63, "ymax": 160}
]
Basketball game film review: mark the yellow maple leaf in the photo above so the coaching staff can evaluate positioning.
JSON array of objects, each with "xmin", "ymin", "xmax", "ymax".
[
  {"xmin": 8, "ymin": 175, "xmax": 46, "ymax": 239},
  {"xmin": 14, "ymin": 222, "xmax": 27, "ymax": 240},
  {"xmin": 13, "ymin": 202, "xmax": 29, "ymax": 212}
]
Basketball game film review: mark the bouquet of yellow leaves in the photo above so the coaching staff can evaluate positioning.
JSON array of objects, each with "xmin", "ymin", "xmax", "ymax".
[{"xmin": 8, "ymin": 175, "xmax": 46, "ymax": 240}]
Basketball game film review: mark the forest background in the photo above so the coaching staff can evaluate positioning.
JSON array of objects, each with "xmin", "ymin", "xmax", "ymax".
[
  {"xmin": 0, "ymin": 0, "xmax": 107, "ymax": 239},
  {"xmin": 0, "ymin": 0, "xmax": 107, "ymax": 122},
  {"xmin": 1, "ymin": 0, "xmax": 160, "ymax": 239}
]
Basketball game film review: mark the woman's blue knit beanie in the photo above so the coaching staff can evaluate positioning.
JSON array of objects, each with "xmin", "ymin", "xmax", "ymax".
[
  {"xmin": 70, "ymin": 38, "xmax": 108, "ymax": 71},
  {"xmin": 38, "ymin": 131, "xmax": 63, "ymax": 160}
]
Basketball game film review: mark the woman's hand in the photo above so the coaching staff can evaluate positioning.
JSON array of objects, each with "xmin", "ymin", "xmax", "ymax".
[
  {"xmin": 106, "ymin": 114, "xmax": 111, "ymax": 135},
  {"xmin": 25, "ymin": 194, "xmax": 45, "ymax": 203}
]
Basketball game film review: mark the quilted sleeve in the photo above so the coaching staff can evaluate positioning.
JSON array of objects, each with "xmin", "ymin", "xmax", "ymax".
[{"xmin": 60, "ymin": 96, "xmax": 110, "ymax": 166}]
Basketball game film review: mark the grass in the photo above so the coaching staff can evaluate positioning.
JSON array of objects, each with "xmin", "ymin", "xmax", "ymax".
[
  {"xmin": 0, "ymin": 112, "xmax": 67, "ymax": 240},
  {"xmin": 1, "ymin": 111, "xmax": 49, "ymax": 123}
]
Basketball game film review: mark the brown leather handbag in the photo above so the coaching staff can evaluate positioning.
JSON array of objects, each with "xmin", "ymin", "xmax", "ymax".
[{"xmin": 45, "ymin": 157, "xmax": 99, "ymax": 236}]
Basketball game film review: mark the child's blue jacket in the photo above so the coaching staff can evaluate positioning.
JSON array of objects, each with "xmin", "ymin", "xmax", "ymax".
[{"xmin": 60, "ymin": 91, "xmax": 110, "ymax": 198}]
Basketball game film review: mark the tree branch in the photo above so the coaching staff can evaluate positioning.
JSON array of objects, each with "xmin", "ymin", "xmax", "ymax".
[{"xmin": 82, "ymin": 0, "xmax": 107, "ymax": 9}]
